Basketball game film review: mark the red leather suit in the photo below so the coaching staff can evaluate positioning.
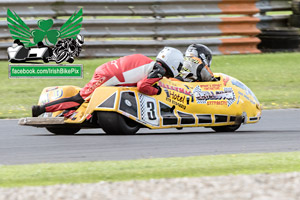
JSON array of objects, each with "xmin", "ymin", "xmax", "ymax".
[{"xmin": 44, "ymin": 54, "xmax": 164, "ymax": 113}]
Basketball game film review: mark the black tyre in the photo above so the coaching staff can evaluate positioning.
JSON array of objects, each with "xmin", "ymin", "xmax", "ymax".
[
  {"xmin": 55, "ymin": 51, "xmax": 69, "ymax": 64},
  {"xmin": 289, "ymin": 14, "xmax": 300, "ymax": 27},
  {"xmin": 258, "ymin": 28, "xmax": 300, "ymax": 51},
  {"xmin": 67, "ymin": 57, "xmax": 74, "ymax": 63},
  {"xmin": 292, "ymin": 0, "xmax": 300, "ymax": 14},
  {"xmin": 211, "ymin": 124, "xmax": 241, "ymax": 132},
  {"xmin": 97, "ymin": 112, "xmax": 140, "ymax": 135},
  {"xmin": 46, "ymin": 127, "xmax": 80, "ymax": 135},
  {"xmin": 43, "ymin": 57, "xmax": 49, "ymax": 63}
]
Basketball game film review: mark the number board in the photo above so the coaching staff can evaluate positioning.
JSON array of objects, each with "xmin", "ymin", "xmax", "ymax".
[{"xmin": 138, "ymin": 93, "xmax": 159, "ymax": 126}]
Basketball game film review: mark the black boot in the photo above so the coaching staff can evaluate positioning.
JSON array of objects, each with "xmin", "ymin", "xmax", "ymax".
[{"xmin": 32, "ymin": 105, "xmax": 46, "ymax": 117}]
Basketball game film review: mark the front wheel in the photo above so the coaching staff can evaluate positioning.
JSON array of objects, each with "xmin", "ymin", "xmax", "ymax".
[
  {"xmin": 46, "ymin": 127, "xmax": 81, "ymax": 135},
  {"xmin": 97, "ymin": 112, "xmax": 140, "ymax": 135},
  {"xmin": 55, "ymin": 51, "xmax": 69, "ymax": 64},
  {"xmin": 211, "ymin": 124, "xmax": 241, "ymax": 132}
]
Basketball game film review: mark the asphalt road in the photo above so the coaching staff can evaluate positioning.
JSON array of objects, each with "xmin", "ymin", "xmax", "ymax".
[{"xmin": 0, "ymin": 109, "xmax": 299, "ymax": 165}]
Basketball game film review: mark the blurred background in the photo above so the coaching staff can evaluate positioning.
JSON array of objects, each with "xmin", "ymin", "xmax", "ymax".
[{"xmin": 0, "ymin": 0, "xmax": 299, "ymax": 58}]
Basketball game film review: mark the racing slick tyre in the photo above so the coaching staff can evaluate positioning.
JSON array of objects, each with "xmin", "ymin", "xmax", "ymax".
[
  {"xmin": 46, "ymin": 127, "xmax": 81, "ymax": 135},
  {"xmin": 97, "ymin": 112, "xmax": 140, "ymax": 135},
  {"xmin": 211, "ymin": 124, "xmax": 241, "ymax": 132}
]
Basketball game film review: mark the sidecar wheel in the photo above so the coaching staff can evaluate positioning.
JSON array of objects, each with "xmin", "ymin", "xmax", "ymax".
[
  {"xmin": 46, "ymin": 127, "xmax": 80, "ymax": 135},
  {"xmin": 43, "ymin": 57, "xmax": 49, "ymax": 63},
  {"xmin": 211, "ymin": 124, "xmax": 241, "ymax": 132},
  {"xmin": 97, "ymin": 112, "xmax": 140, "ymax": 135}
]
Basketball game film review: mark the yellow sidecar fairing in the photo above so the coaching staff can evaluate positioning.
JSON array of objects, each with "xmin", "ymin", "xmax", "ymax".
[
  {"xmin": 38, "ymin": 85, "xmax": 81, "ymax": 117},
  {"xmin": 64, "ymin": 73, "xmax": 262, "ymax": 129}
]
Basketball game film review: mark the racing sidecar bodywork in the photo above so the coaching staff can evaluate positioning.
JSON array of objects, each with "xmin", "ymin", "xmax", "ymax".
[
  {"xmin": 7, "ymin": 44, "xmax": 51, "ymax": 63},
  {"xmin": 19, "ymin": 73, "xmax": 262, "ymax": 134}
]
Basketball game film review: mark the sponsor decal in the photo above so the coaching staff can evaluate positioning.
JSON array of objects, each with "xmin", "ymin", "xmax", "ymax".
[
  {"xmin": 193, "ymin": 86, "xmax": 236, "ymax": 107},
  {"xmin": 223, "ymin": 75, "xmax": 230, "ymax": 86},
  {"xmin": 38, "ymin": 88, "xmax": 63, "ymax": 104},
  {"xmin": 165, "ymin": 97, "xmax": 187, "ymax": 110},
  {"xmin": 231, "ymin": 79, "xmax": 258, "ymax": 103},
  {"xmin": 168, "ymin": 91, "xmax": 185, "ymax": 104},
  {"xmin": 238, "ymin": 91, "xmax": 256, "ymax": 105},
  {"xmin": 158, "ymin": 82, "xmax": 192, "ymax": 96},
  {"xmin": 200, "ymin": 84, "xmax": 222, "ymax": 90},
  {"xmin": 206, "ymin": 100, "xmax": 227, "ymax": 106},
  {"xmin": 159, "ymin": 82, "xmax": 191, "ymax": 109}
]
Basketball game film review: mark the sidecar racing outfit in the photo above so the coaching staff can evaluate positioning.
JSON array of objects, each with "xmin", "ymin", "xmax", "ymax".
[{"xmin": 32, "ymin": 48, "xmax": 184, "ymax": 117}]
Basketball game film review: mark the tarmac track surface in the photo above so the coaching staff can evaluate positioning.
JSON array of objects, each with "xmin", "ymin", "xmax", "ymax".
[{"xmin": 0, "ymin": 109, "xmax": 299, "ymax": 165}]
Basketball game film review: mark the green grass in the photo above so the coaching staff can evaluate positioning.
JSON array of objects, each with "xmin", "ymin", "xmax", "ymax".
[
  {"xmin": 0, "ymin": 52, "xmax": 300, "ymax": 118},
  {"xmin": 1, "ymin": 152, "xmax": 300, "ymax": 187},
  {"xmin": 212, "ymin": 53, "xmax": 300, "ymax": 109},
  {"xmin": 0, "ymin": 58, "xmax": 114, "ymax": 118}
]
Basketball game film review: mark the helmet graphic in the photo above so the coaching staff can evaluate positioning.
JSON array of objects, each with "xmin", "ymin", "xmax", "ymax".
[{"xmin": 185, "ymin": 44, "xmax": 212, "ymax": 67}]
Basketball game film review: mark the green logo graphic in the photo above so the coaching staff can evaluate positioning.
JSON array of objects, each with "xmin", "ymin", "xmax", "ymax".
[{"xmin": 7, "ymin": 8, "xmax": 83, "ymax": 47}]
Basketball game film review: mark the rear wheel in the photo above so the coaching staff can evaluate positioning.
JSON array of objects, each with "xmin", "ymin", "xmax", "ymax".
[
  {"xmin": 46, "ymin": 127, "xmax": 80, "ymax": 135},
  {"xmin": 43, "ymin": 57, "xmax": 49, "ymax": 63},
  {"xmin": 97, "ymin": 112, "xmax": 140, "ymax": 135},
  {"xmin": 211, "ymin": 124, "xmax": 241, "ymax": 132}
]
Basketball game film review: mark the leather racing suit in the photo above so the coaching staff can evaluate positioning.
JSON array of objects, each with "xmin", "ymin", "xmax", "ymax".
[{"xmin": 42, "ymin": 54, "xmax": 166, "ymax": 113}]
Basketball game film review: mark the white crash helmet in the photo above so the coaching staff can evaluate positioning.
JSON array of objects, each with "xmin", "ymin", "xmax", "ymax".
[
  {"xmin": 156, "ymin": 47, "xmax": 184, "ymax": 77},
  {"xmin": 75, "ymin": 34, "xmax": 84, "ymax": 46}
]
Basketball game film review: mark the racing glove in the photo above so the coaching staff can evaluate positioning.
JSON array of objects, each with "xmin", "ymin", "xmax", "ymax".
[
  {"xmin": 137, "ymin": 62, "xmax": 166, "ymax": 95},
  {"xmin": 153, "ymin": 83, "xmax": 162, "ymax": 95}
]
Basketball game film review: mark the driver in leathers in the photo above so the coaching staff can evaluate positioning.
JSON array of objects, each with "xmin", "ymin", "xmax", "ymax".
[
  {"xmin": 177, "ymin": 44, "xmax": 215, "ymax": 82},
  {"xmin": 32, "ymin": 47, "xmax": 184, "ymax": 117}
]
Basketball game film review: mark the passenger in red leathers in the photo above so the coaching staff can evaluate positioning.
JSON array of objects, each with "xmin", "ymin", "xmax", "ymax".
[{"xmin": 32, "ymin": 47, "xmax": 184, "ymax": 117}]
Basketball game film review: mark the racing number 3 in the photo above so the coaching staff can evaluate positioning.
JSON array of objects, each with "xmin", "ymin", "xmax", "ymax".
[{"xmin": 146, "ymin": 102, "xmax": 157, "ymax": 120}]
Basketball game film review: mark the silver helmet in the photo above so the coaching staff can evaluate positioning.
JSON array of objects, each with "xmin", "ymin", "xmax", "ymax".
[{"xmin": 156, "ymin": 47, "xmax": 184, "ymax": 77}]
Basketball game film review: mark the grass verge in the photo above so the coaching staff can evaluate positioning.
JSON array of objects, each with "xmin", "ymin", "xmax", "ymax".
[
  {"xmin": 1, "ymin": 152, "xmax": 300, "ymax": 187},
  {"xmin": 0, "ymin": 52, "xmax": 300, "ymax": 118}
]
